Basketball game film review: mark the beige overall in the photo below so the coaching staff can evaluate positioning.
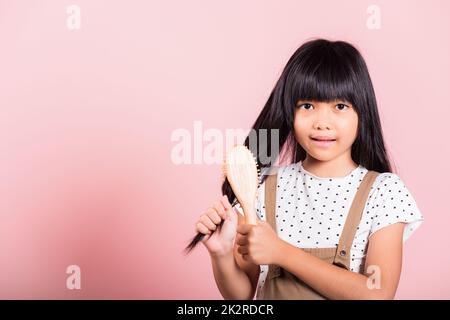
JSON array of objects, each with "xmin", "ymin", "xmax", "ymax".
[{"xmin": 258, "ymin": 170, "xmax": 380, "ymax": 300}]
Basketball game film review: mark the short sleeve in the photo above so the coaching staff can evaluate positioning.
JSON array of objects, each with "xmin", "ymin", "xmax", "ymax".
[{"xmin": 368, "ymin": 174, "xmax": 424, "ymax": 243}]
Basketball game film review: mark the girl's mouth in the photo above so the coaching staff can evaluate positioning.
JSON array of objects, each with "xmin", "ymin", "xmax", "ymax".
[{"xmin": 310, "ymin": 137, "xmax": 336, "ymax": 148}]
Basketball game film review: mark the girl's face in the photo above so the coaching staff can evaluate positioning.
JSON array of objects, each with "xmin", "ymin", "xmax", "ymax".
[{"xmin": 293, "ymin": 99, "xmax": 359, "ymax": 162}]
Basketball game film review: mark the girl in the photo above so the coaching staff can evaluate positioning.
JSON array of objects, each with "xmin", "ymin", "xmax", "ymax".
[{"xmin": 194, "ymin": 39, "xmax": 424, "ymax": 300}]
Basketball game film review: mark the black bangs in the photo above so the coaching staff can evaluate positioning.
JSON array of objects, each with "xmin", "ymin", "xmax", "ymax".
[{"xmin": 285, "ymin": 41, "xmax": 359, "ymax": 109}]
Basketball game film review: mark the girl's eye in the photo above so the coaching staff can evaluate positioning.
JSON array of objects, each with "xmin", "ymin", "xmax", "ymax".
[
  {"xmin": 299, "ymin": 103, "xmax": 314, "ymax": 110},
  {"xmin": 336, "ymin": 103, "xmax": 349, "ymax": 111}
]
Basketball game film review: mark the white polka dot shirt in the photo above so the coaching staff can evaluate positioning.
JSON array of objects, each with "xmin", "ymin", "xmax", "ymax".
[{"xmin": 234, "ymin": 161, "xmax": 424, "ymax": 299}]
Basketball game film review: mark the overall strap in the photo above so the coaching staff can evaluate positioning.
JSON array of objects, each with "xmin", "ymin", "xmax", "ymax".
[
  {"xmin": 333, "ymin": 171, "xmax": 379, "ymax": 267},
  {"xmin": 264, "ymin": 172, "xmax": 278, "ymax": 231}
]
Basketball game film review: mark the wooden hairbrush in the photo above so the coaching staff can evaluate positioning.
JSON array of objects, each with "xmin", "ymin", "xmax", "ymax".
[{"xmin": 184, "ymin": 145, "xmax": 260, "ymax": 253}]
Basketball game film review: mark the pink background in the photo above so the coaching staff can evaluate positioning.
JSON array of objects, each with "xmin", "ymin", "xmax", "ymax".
[{"xmin": 0, "ymin": 0, "xmax": 448, "ymax": 299}]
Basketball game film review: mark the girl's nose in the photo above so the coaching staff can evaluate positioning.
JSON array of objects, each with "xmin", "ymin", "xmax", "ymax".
[
  {"xmin": 313, "ymin": 106, "xmax": 333, "ymax": 129},
  {"xmin": 314, "ymin": 122, "xmax": 332, "ymax": 130}
]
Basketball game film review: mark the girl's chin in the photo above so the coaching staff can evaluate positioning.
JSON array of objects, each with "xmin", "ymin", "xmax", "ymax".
[{"xmin": 306, "ymin": 149, "xmax": 338, "ymax": 161}]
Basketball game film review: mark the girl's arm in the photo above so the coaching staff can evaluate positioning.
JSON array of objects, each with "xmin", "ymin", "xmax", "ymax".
[
  {"xmin": 211, "ymin": 213, "xmax": 260, "ymax": 300},
  {"xmin": 276, "ymin": 222, "xmax": 405, "ymax": 299}
]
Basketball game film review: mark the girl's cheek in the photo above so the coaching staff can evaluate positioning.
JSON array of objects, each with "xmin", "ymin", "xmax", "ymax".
[
  {"xmin": 338, "ymin": 111, "xmax": 357, "ymax": 128},
  {"xmin": 293, "ymin": 123, "xmax": 309, "ymax": 145},
  {"xmin": 337, "ymin": 119, "xmax": 358, "ymax": 144},
  {"xmin": 293, "ymin": 114, "xmax": 310, "ymax": 132}
]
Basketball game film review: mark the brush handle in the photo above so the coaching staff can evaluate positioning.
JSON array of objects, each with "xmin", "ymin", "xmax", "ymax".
[{"xmin": 242, "ymin": 203, "xmax": 258, "ymax": 225}]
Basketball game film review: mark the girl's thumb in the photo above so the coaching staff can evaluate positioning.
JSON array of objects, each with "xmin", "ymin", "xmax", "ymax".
[{"xmin": 221, "ymin": 195, "xmax": 237, "ymax": 222}]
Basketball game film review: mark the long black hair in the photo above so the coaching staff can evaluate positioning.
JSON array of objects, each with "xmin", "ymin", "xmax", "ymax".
[
  {"xmin": 185, "ymin": 38, "xmax": 393, "ymax": 253},
  {"xmin": 222, "ymin": 38, "xmax": 393, "ymax": 207}
]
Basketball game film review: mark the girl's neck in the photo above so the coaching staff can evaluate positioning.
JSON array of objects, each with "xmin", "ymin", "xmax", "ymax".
[{"xmin": 302, "ymin": 154, "xmax": 359, "ymax": 179}]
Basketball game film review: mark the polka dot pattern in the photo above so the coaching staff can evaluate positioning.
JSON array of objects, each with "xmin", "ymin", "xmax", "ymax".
[{"xmin": 235, "ymin": 161, "xmax": 424, "ymax": 299}]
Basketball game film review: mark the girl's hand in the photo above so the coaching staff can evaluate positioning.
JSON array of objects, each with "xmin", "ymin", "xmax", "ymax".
[
  {"xmin": 236, "ymin": 220, "xmax": 284, "ymax": 265},
  {"xmin": 195, "ymin": 195, "xmax": 238, "ymax": 257}
]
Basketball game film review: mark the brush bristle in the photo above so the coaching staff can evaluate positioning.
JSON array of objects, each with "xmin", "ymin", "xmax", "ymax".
[{"xmin": 223, "ymin": 145, "xmax": 260, "ymax": 226}]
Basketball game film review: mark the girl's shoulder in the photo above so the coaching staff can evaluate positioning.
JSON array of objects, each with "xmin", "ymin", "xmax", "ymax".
[
  {"xmin": 368, "ymin": 171, "xmax": 423, "ymax": 215},
  {"xmin": 364, "ymin": 171, "xmax": 424, "ymax": 241},
  {"xmin": 370, "ymin": 171, "xmax": 411, "ymax": 195},
  {"xmin": 266, "ymin": 163, "xmax": 300, "ymax": 182}
]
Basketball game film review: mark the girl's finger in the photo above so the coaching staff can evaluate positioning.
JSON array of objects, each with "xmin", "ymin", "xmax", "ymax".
[
  {"xmin": 213, "ymin": 201, "xmax": 227, "ymax": 220},
  {"xmin": 200, "ymin": 215, "xmax": 217, "ymax": 231},
  {"xmin": 237, "ymin": 223, "xmax": 252, "ymax": 235},
  {"xmin": 206, "ymin": 208, "xmax": 222, "ymax": 225},
  {"xmin": 221, "ymin": 195, "xmax": 232, "ymax": 210},
  {"xmin": 237, "ymin": 245, "xmax": 248, "ymax": 255},
  {"xmin": 196, "ymin": 222, "xmax": 210, "ymax": 235},
  {"xmin": 236, "ymin": 235, "xmax": 248, "ymax": 246}
]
